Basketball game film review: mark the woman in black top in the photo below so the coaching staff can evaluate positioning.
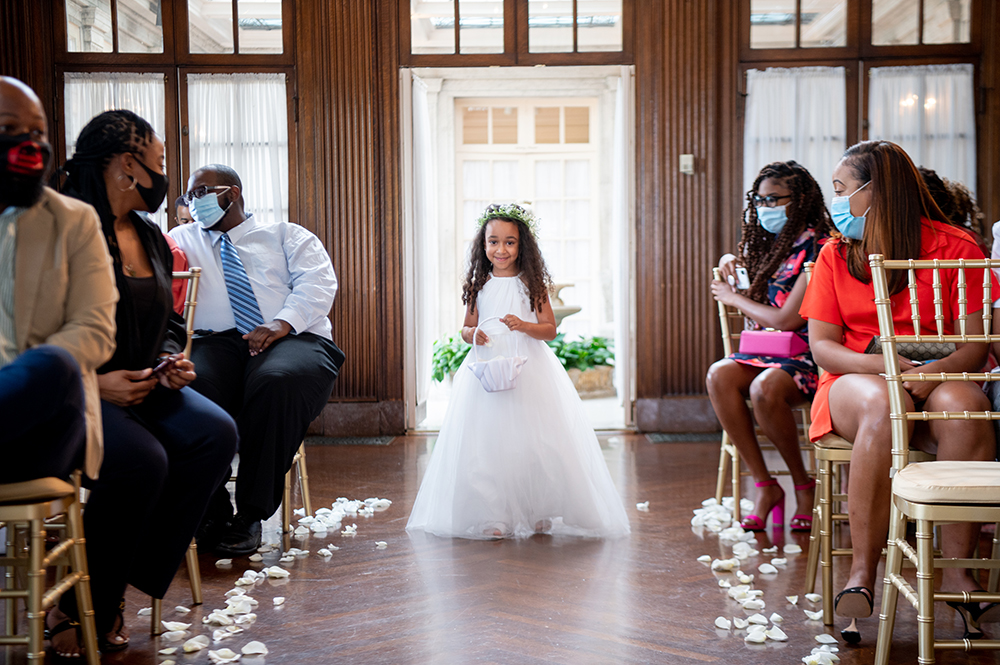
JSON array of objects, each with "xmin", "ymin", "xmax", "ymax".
[{"xmin": 47, "ymin": 110, "xmax": 237, "ymax": 657}]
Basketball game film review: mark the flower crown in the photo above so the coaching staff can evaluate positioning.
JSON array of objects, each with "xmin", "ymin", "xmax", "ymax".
[{"xmin": 477, "ymin": 203, "xmax": 539, "ymax": 237}]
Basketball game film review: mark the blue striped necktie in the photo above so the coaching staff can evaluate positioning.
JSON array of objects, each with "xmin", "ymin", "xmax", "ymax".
[{"xmin": 219, "ymin": 232, "xmax": 264, "ymax": 334}]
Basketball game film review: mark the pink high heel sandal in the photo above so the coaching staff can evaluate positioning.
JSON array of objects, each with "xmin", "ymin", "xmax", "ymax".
[
  {"xmin": 790, "ymin": 479, "xmax": 816, "ymax": 532},
  {"xmin": 741, "ymin": 478, "xmax": 785, "ymax": 531}
]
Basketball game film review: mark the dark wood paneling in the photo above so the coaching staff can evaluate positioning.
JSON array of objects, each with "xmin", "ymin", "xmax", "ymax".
[{"xmin": 0, "ymin": 1, "xmax": 56, "ymax": 136}]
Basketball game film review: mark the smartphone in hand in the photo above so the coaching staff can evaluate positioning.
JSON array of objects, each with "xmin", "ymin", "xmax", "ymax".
[
  {"xmin": 151, "ymin": 356, "xmax": 175, "ymax": 376},
  {"xmin": 735, "ymin": 267, "xmax": 750, "ymax": 290}
]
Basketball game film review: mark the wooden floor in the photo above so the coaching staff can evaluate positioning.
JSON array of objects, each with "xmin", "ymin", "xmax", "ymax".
[{"xmin": 3, "ymin": 435, "xmax": 999, "ymax": 664}]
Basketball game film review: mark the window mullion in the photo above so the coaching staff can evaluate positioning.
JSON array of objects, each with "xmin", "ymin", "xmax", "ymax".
[
  {"xmin": 572, "ymin": 0, "xmax": 578, "ymax": 53},
  {"xmin": 232, "ymin": 0, "xmax": 240, "ymax": 54},
  {"xmin": 918, "ymin": 0, "xmax": 925, "ymax": 44},
  {"xmin": 795, "ymin": 0, "xmax": 801, "ymax": 49},
  {"xmin": 454, "ymin": 0, "xmax": 461, "ymax": 54},
  {"xmin": 111, "ymin": 0, "xmax": 119, "ymax": 52}
]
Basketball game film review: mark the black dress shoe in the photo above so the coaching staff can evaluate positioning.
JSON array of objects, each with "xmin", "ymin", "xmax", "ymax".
[
  {"xmin": 215, "ymin": 514, "xmax": 262, "ymax": 557},
  {"xmin": 195, "ymin": 517, "xmax": 231, "ymax": 550}
]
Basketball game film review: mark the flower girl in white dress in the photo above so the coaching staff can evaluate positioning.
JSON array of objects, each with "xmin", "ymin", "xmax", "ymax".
[{"xmin": 406, "ymin": 204, "xmax": 631, "ymax": 540}]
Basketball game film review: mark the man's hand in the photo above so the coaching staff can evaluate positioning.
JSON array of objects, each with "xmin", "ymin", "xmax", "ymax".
[
  {"xmin": 244, "ymin": 320, "xmax": 292, "ymax": 356},
  {"xmin": 156, "ymin": 353, "xmax": 197, "ymax": 389},
  {"xmin": 98, "ymin": 368, "xmax": 158, "ymax": 407}
]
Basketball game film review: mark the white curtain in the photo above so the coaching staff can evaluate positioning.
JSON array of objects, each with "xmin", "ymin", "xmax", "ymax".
[
  {"xmin": 868, "ymin": 64, "xmax": 976, "ymax": 192},
  {"xmin": 64, "ymin": 71, "xmax": 167, "ymax": 228},
  {"xmin": 743, "ymin": 67, "xmax": 846, "ymax": 203},
  {"xmin": 412, "ymin": 73, "xmax": 439, "ymax": 413},
  {"xmin": 187, "ymin": 73, "xmax": 288, "ymax": 225}
]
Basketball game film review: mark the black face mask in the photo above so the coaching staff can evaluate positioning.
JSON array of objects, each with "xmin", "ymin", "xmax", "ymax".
[
  {"xmin": 131, "ymin": 153, "xmax": 169, "ymax": 213},
  {"xmin": 0, "ymin": 134, "xmax": 51, "ymax": 209}
]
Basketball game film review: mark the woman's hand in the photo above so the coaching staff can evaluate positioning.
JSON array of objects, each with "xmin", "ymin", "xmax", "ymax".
[
  {"xmin": 501, "ymin": 314, "xmax": 527, "ymax": 332},
  {"xmin": 98, "ymin": 369, "xmax": 158, "ymax": 407},
  {"xmin": 711, "ymin": 279, "xmax": 739, "ymax": 306},
  {"xmin": 901, "ymin": 361, "xmax": 936, "ymax": 402},
  {"xmin": 156, "ymin": 353, "xmax": 196, "ymax": 390},
  {"xmin": 718, "ymin": 253, "xmax": 738, "ymax": 292}
]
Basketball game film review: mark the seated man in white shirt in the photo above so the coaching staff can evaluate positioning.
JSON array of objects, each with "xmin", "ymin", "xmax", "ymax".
[{"xmin": 169, "ymin": 164, "xmax": 345, "ymax": 556}]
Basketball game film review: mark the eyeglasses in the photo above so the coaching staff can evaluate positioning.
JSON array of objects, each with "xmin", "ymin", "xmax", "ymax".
[
  {"xmin": 752, "ymin": 194, "xmax": 791, "ymax": 208},
  {"xmin": 182, "ymin": 185, "xmax": 230, "ymax": 205}
]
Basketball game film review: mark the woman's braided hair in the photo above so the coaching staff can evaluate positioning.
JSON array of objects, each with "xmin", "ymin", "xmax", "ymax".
[{"xmin": 738, "ymin": 160, "xmax": 832, "ymax": 304}]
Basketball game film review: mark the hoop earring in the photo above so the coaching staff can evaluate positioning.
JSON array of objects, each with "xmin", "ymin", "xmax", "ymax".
[{"xmin": 116, "ymin": 174, "xmax": 137, "ymax": 192}]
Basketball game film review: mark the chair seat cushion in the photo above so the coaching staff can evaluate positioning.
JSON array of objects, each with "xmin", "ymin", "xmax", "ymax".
[
  {"xmin": 816, "ymin": 433, "xmax": 853, "ymax": 450},
  {"xmin": 894, "ymin": 461, "xmax": 1000, "ymax": 504},
  {"xmin": 0, "ymin": 477, "xmax": 74, "ymax": 505}
]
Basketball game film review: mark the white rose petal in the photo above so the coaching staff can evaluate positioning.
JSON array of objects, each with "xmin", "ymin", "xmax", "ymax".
[
  {"xmin": 769, "ymin": 612, "xmax": 783, "ymax": 623},
  {"xmin": 375, "ymin": 541, "xmax": 388, "ymax": 549},
  {"xmin": 161, "ymin": 630, "xmax": 186, "ymax": 641},
  {"xmin": 765, "ymin": 626, "xmax": 788, "ymax": 641},
  {"xmin": 213, "ymin": 628, "xmax": 237, "ymax": 642},
  {"xmin": 784, "ymin": 544, "xmax": 803, "ymax": 554},
  {"xmin": 718, "ymin": 579, "xmax": 731, "ymax": 588},
  {"xmin": 215, "ymin": 559, "xmax": 233, "ymax": 567},
  {"xmin": 738, "ymin": 573, "xmax": 754, "ymax": 584},
  {"xmin": 159, "ymin": 647, "xmax": 178, "ymax": 655},
  {"xmin": 744, "ymin": 631, "xmax": 767, "ymax": 643},
  {"xmin": 137, "ymin": 607, "xmax": 152, "ymax": 616},
  {"xmin": 293, "ymin": 525, "xmax": 310, "ymax": 536},
  {"xmin": 318, "ymin": 548, "xmax": 332, "ymax": 557},
  {"xmin": 256, "ymin": 545, "xmax": 272, "ymax": 553},
  {"xmin": 341, "ymin": 524, "xmax": 357, "ymax": 536},
  {"xmin": 714, "ymin": 617, "xmax": 732, "ymax": 630},
  {"xmin": 786, "ymin": 595, "xmax": 799, "ymax": 604},
  {"xmin": 224, "ymin": 588, "xmax": 246, "ymax": 598},
  {"xmin": 327, "ymin": 544, "xmax": 341, "ymax": 551},
  {"xmin": 161, "ymin": 621, "xmax": 191, "ymax": 632},
  {"xmin": 758, "ymin": 563, "xmax": 778, "ymax": 574},
  {"xmin": 815, "ymin": 633, "xmax": 839, "ymax": 644},
  {"xmin": 805, "ymin": 593, "xmax": 822, "ymax": 603},
  {"xmin": 241, "ymin": 641, "xmax": 269, "ymax": 656},
  {"xmin": 697, "ymin": 555, "xmax": 711, "ymax": 563},
  {"xmin": 174, "ymin": 606, "xmax": 191, "ymax": 614},
  {"xmin": 278, "ymin": 555, "xmax": 295, "ymax": 563},
  {"xmin": 234, "ymin": 613, "xmax": 257, "ymax": 625},
  {"xmin": 762, "ymin": 545, "xmax": 778, "ymax": 553},
  {"xmin": 747, "ymin": 613, "xmax": 769, "ymax": 625},
  {"xmin": 161, "ymin": 661, "xmax": 176, "ymax": 665},
  {"xmin": 183, "ymin": 635, "xmax": 211, "ymax": 653},
  {"xmin": 273, "ymin": 597, "xmax": 285, "ymax": 606},
  {"xmin": 804, "ymin": 609, "xmax": 824, "ymax": 621},
  {"xmin": 771, "ymin": 557, "xmax": 788, "ymax": 565},
  {"xmin": 265, "ymin": 566, "xmax": 290, "ymax": 578},
  {"xmin": 636, "ymin": 501, "xmax": 650, "ymax": 511},
  {"xmin": 741, "ymin": 599, "xmax": 766, "ymax": 611},
  {"xmin": 733, "ymin": 617, "xmax": 749, "ymax": 629},
  {"xmin": 293, "ymin": 508, "xmax": 305, "ymax": 516},
  {"xmin": 207, "ymin": 648, "xmax": 242, "ymax": 664},
  {"xmin": 248, "ymin": 554, "xmax": 263, "ymax": 562}
]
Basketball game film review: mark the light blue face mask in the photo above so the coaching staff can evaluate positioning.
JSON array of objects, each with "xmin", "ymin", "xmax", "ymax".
[
  {"xmin": 830, "ymin": 181, "xmax": 871, "ymax": 240},
  {"xmin": 756, "ymin": 204, "xmax": 788, "ymax": 235},
  {"xmin": 190, "ymin": 188, "xmax": 232, "ymax": 229}
]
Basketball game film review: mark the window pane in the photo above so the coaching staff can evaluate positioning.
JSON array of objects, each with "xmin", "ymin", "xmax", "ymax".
[
  {"xmin": 923, "ymin": 0, "xmax": 971, "ymax": 44},
  {"xmin": 64, "ymin": 72, "xmax": 167, "ymax": 226},
  {"xmin": 872, "ymin": 0, "xmax": 918, "ymax": 45},
  {"xmin": 800, "ymin": 0, "xmax": 847, "ymax": 48},
  {"xmin": 492, "ymin": 161, "xmax": 518, "ymax": 200},
  {"xmin": 535, "ymin": 200, "xmax": 563, "ymax": 236},
  {"xmin": 492, "ymin": 107, "xmax": 517, "ymax": 144},
  {"xmin": 187, "ymin": 73, "xmax": 290, "ymax": 226},
  {"xmin": 410, "ymin": 0, "xmax": 455, "ymax": 55},
  {"xmin": 565, "ymin": 201, "xmax": 591, "ymax": 237},
  {"xmin": 528, "ymin": 0, "xmax": 574, "ymax": 53},
  {"xmin": 577, "ymin": 0, "xmax": 622, "ymax": 52},
  {"xmin": 750, "ymin": 0, "xmax": 796, "ymax": 49},
  {"xmin": 66, "ymin": 0, "xmax": 113, "ymax": 53},
  {"xmin": 189, "ymin": 0, "xmax": 235, "ymax": 53},
  {"xmin": 462, "ymin": 107, "xmax": 488, "ymax": 144},
  {"xmin": 458, "ymin": 0, "xmax": 504, "ymax": 54},
  {"xmin": 535, "ymin": 161, "xmax": 562, "ymax": 195},
  {"xmin": 238, "ymin": 0, "xmax": 283, "ymax": 54},
  {"xmin": 535, "ymin": 107, "xmax": 560, "ymax": 144},
  {"xmin": 463, "ymin": 161, "xmax": 490, "ymax": 199},
  {"xmin": 565, "ymin": 160, "xmax": 590, "ymax": 198},
  {"xmin": 118, "ymin": 0, "xmax": 163, "ymax": 53},
  {"xmin": 564, "ymin": 107, "xmax": 589, "ymax": 144}
]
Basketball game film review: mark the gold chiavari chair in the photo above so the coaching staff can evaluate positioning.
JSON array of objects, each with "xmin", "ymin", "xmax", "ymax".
[
  {"xmin": 0, "ymin": 472, "xmax": 100, "ymax": 664},
  {"xmin": 870, "ymin": 255, "xmax": 1000, "ymax": 664},
  {"xmin": 711, "ymin": 266, "xmax": 815, "ymax": 525}
]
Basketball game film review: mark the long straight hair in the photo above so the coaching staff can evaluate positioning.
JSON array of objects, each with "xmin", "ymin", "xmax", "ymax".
[{"xmin": 838, "ymin": 140, "xmax": 951, "ymax": 294}]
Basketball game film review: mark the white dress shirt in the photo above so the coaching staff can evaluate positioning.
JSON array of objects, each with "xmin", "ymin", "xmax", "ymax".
[{"xmin": 169, "ymin": 214, "xmax": 337, "ymax": 339}]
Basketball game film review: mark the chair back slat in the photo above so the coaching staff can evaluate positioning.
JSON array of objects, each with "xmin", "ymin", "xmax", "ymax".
[
  {"xmin": 712, "ymin": 267, "xmax": 745, "ymax": 356},
  {"xmin": 172, "ymin": 267, "xmax": 201, "ymax": 358}
]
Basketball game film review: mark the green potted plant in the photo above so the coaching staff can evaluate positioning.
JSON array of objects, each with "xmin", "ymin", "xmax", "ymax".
[
  {"xmin": 431, "ymin": 336, "xmax": 471, "ymax": 383},
  {"xmin": 546, "ymin": 334, "xmax": 616, "ymax": 398}
]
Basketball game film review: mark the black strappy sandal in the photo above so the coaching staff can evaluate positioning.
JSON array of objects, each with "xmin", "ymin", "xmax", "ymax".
[
  {"xmin": 835, "ymin": 586, "xmax": 874, "ymax": 645},
  {"xmin": 97, "ymin": 599, "xmax": 129, "ymax": 653},
  {"xmin": 45, "ymin": 615, "xmax": 83, "ymax": 660},
  {"xmin": 947, "ymin": 601, "xmax": 1000, "ymax": 640}
]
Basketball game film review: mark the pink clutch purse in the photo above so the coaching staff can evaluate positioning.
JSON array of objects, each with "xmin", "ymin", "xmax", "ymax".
[{"xmin": 738, "ymin": 330, "xmax": 808, "ymax": 358}]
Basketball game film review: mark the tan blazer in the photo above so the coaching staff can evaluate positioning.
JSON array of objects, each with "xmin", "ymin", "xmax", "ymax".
[{"xmin": 15, "ymin": 187, "xmax": 118, "ymax": 479}]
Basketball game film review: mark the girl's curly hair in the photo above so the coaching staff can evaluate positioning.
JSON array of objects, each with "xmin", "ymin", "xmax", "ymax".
[
  {"xmin": 739, "ymin": 160, "xmax": 832, "ymax": 304},
  {"xmin": 462, "ymin": 214, "xmax": 552, "ymax": 313}
]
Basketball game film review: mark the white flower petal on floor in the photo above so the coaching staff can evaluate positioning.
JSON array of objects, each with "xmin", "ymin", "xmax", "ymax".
[
  {"xmin": 175, "ymin": 606, "xmax": 191, "ymax": 614},
  {"xmin": 771, "ymin": 557, "xmax": 787, "ymax": 565},
  {"xmin": 814, "ymin": 633, "xmax": 838, "ymax": 644},
  {"xmin": 278, "ymin": 555, "xmax": 295, "ymax": 563},
  {"xmin": 804, "ymin": 609, "xmax": 824, "ymax": 621},
  {"xmin": 636, "ymin": 501, "xmax": 650, "ymax": 511},
  {"xmin": 746, "ymin": 613, "xmax": 768, "ymax": 625},
  {"xmin": 783, "ymin": 543, "xmax": 803, "ymax": 554},
  {"xmin": 241, "ymin": 641, "xmax": 269, "ymax": 656},
  {"xmin": 293, "ymin": 508, "xmax": 305, "ymax": 517},
  {"xmin": 718, "ymin": 579, "xmax": 731, "ymax": 588},
  {"xmin": 207, "ymin": 648, "xmax": 241, "ymax": 663},
  {"xmin": 161, "ymin": 661, "xmax": 175, "ymax": 665},
  {"xmin": 318, "ymin": 548, "xmax": 332, "ymax": 557},
  {"xmin": 213, "ymin": 628, "xmax": 237, "ymax": 642},
  {"xmin": 375, "ymin": 541, "xmax": 388, "ymax": 549},
  {"xmin": 765, "ymin": 626, "xmax": 788, "ymax": 641},
  {"xmin": 273, "ymin": 597, "xmax": 285, "ymax": 606},
  {"xmin": 256, "ymin": 545, "xmax": 272, "ymax": 553},
  {"xmin": 293, "ymin": 525, "xmax": 310, "ymax": 536},
  {"xmin": 697, "ymin": 555, "xmax": 711, "ymax": 563},
  {"xmin": 341, "ymin": 524, "xmax": 358, "ymax": 536},
  {"xmin": 369, "ymin": 498, "xmax": 392, "ymax": 511},
  {"xmin": 805, "ymin": 593, "xmax": 822, "ymax": 603},
  {"xmin": 786, "ymin": 595, "xmax": 799, "ymax": 604},
  {"xmin": 161, "ymin": 630, "xmax": 187, "ymax": 641},
  {"xmin": 183, "ymin": 635, "xmax": 211, "ymax": 653},
  {"xmin": 204, "ymin": 611, "xmax": 234, "ymax": 626},
  {"xmin": 733, "ymin": 617, "xmax": 749, "ymax": 629},
  {"xmin": 234, "ymin": 613, "xmax": 257, "ymax": 625},
  {"xmin": 714, "ymin": 616, "xmax": 732, "ymax": 630},
  {"xmin": 758, "ymin": 563, "xmax": 778, "ymax": 574},
  {"xmin": 161, "ymin": 621, "xmax": 191, "ymax": 632},
  {"xmin": 762, "ymin": 546, "xmax": 778, "ymax": 554},
  {"xmin": 137, "ymin": 607, "xmax": 152, "ymax": 616},
  {"xmin": 326, "ymin": 544, "xmax": 341, "ymax": 551},
  {"xmin": 741, "ymin": 599, "xmax": 765, "ymax": 610},
  {"xmin": 738, "ymin": 573, "xmax": 754, "ymax": 584},
  {"xmin": 215, "ymin": 559, "xmax": 233, "ymax": 567},
  {"xmin": 727, "ymin": 584, "xmax": 751, "ymax": 600},
  {"xmin": 265, "ymin": 566, "xmax": 290, "ymax": 578},
  {"xmin": 248, "ymin": 554, "xmax": 263, "ymax": 562},
  {"xmin": 769, "ymin": 612, "xmax": 783, "ymax": 623},
  {"xmin": 225, "ymin": 588, "xmax": 246, "ymax": 598},
  {"xmin": 159, "ymin": 647, "xmax": 178, "ymax": 655},
  {"xmin": 744, "ymin": 630, "xmax": 767, "ymax": 643}
]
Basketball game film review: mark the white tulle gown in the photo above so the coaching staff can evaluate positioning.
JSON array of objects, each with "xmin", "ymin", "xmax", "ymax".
[{"xmin": 407, "ymin": 275, "xmax": 631, "ymax": 540}]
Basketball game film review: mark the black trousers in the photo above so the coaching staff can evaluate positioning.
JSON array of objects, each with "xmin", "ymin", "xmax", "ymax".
[
  {"xmin": 0, "ymin": 345, "xmax": 84, "ymax": 481},
  {"xmin": 190, "ymin": 330, "xmax": 343, "ymax": 522},
  {"xmin": 60, "ymin": 385, "xmax": 237, "ymax": 632}
]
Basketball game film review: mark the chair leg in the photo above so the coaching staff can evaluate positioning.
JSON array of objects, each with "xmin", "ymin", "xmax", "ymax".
[
  {"xmin": 26, "ymin": 519, "xmax": 44, "ymax": 662},
  {"xmin": 820, "ymin": 457, "xmax": 834, "ymax": 626},
  {"xmin": 4, "ymin": 523, "xmax": 16, "ymax": 636},
  {"xmin": 67, "ymin": 497, "xmax": 99, "ymax": 665},
  {"xmin": 804, "ymin": 476, "xmax": 821, "ymax": 595},
  {"xmin": 915, "ymin": 518, "xmax": 936, "ymax": 665},
  {"xmin": 296, "ymin": 444, "xmax": 312, "ymax": 518},
  {"xmin": 989, "ymin": 522, "xmax": 1000, "ymax": 593},
  {"xmin": 715, "ymin": 434, "xmax": 730, "ymax": 507},
  {"xmin": 874, "ymin": 505, "xmax": 907, "ymax": 665},
  {"xmin": 282, "ymin": 468, "xmax": 293, "ymax": 535},
  {"xmin": 187, "ymin": 540, "xmax": 202, "ymax": 605},
  {"xmin": 151, "ymin": 598, "xmax": 162, "ymax": 636},
  {"xmin": 731, "ymin": 446, "xmax": 742, "ymax": 525}
]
